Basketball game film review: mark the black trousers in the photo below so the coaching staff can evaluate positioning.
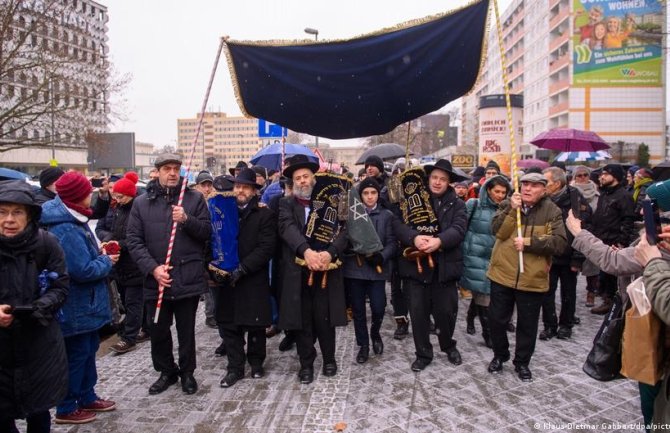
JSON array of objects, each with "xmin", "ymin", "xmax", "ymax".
[
  {"xmin": 221, "ymin": 325, "xmax": 266, "ymax": 375},
  {"xmin": 390, "ymin": 262, "xmax": 409, "ymax": 318},
  {"xmin": 0, "ymin": 412, "xmax": 51, "ymax": 433},
  {"xmin": 296, "ymin": 274, "xmax": 336, "ymax": 369},
  {"xmin": 119, "ymin": 284, "xmax": 144, "ymax": 344},
  {"xmin": 489, "ymin": 280, "xmax": 544, "ymax": 367},
  {"xmin": 599, "ymin": 271, "xmax": 618, "ymax": 299},
  {"xmin": 145, "ymin": 295, "xmax": 200, "ymax": 376},
  {"xmin": 405, "ymin": 279, "xmax": 458, "ymax": 362},
  {"xmin": 541, "ymin": 264, "xmax": 577, "ymax": 330}
]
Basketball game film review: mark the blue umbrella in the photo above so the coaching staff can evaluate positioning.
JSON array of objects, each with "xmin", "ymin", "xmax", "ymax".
[
  {"xmin": 0, "ymin": 167, "xmax": 30, "ymax": 181},
  {"xmin": 250, "ymin": 143, "xmax": 318, "ymax": 171}
]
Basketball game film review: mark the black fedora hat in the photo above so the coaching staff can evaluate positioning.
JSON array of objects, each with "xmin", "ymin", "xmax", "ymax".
[
  {"xmin": 228, "ymin": 160, "xmax": 248, "ymax": 176},
  {"xmin": 424, "ymin": 159, "xmax": 469, "ymax": 183},
  {"xmin": 283, "ymin": 154, "xmax": 319, "ymax": 178},
  {"xmin": 231, "ymin": 168, "xmax": 263, "ymax": 189}
]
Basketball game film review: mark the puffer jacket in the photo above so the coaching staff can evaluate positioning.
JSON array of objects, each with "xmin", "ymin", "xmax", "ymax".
[
  {"xmin": 40, "ymin": 196, "xmax": 113, "ymax": 337},
  {"xmin": 591, "ymin": 183, "xmax": 635, "ymax": 247},
  {"xmin": 343, "ymin": 204, "xmax": 396, "ymax": 281},
  {"xmin": 95, "ymin": 200, "xmax": 143, "ymax": 286},
  {"xmin": 459, "ymin": 176, "xmax": 506, "ymax": 295},
  {"xmin": 126, "ymin": 178, "xmax": 211, "ymax": 301},
  {"xmin": 0, "ymin": 220, "xmax": 69, "ymax": 419},
  {"xmin": 548, "ymin": 185, "xmax": 592, "ymax": 268},
  {"xmin": 486, "ymin": 195, "xmax": 567, "ymax": 293}
]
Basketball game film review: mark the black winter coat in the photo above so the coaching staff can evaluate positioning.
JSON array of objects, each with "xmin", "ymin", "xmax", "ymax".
[
  {"xmin": 96, "ymin": 200, "xmax": 143, "ymax": 286},
  {"xmin": 277, "ymin": 196, "xmax": 348, "ymax": 330},
  {"xmin": 33, "ymin": 188, "xmax": 55, "ymax": 206},
  {"xmin": 0, "ymin": 224, "xmax": 69, "ymax": 419},
  {"xmin": 216, "ymin": 198, "xmax": 276, "ymax": 327},
  {"xmin": 549, "ymin": 186, "xmax": 593, "ymax": 267},
  {"xmin": 591, "ymin": 183, "xmax": 636, "ymax": 247},
  {"xmin": 126, "ymin": 179, "xmax": 212, "ymax": 301},
  {"xmin": 392, "ymin": 187, "xmax": 467, "ymax": 284}
]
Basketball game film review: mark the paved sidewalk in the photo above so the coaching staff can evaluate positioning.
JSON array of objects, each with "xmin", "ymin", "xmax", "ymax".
[{"xmin": 49, "ymin": 281, "xmax": 644, "ymax": 433}]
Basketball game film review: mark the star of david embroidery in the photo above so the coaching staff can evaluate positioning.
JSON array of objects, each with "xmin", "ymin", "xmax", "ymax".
[{"xmin": 349, "ymin": 197, "xmax": 369, "ymax": 222}]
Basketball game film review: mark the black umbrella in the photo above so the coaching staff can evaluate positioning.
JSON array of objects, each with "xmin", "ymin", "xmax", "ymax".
[
  {"xmin": 355, "ymin": 143, "xmax": 413, "ymax": 165},
  {"xmin": 653, "ymin": 161, "xmax": 670, "ymax": 181}
]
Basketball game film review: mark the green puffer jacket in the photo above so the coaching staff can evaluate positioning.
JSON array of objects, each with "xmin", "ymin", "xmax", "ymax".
[
  {"xmin": 486, "ymin": 195, "xmax": 567, "ymax": 293},
  {"xmin": 459, "ymin": 176, "xmax": 506, "ymax": 295}
]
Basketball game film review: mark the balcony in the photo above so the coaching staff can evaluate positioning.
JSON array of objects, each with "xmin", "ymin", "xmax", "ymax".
[
  {"xmin": 549, "ymin": 32, "xmax": 570, "ymax": 52},
  {"xmin": 549, "ymin": 78, "xmax": 569, "ymax": 95},
  {"xmin": 548, "ymin": 101, "xmax": 569, "ymax": 116},
  {"xmin": 549, "ymin": 54, "xmax": 570, "ymax": 74},
  {"xmin": 549, "ymin": 7, "xmax": 570, "ymax": 31}
]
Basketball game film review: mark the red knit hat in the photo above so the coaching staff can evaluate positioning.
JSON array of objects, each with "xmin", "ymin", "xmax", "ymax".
[
  {"xmin": 55, "ymin": 171, "xmax": 92, "ymax": 204},
  {"xmin": 113, "ymin": 171, "xmax": 139, "ymax": 197}
]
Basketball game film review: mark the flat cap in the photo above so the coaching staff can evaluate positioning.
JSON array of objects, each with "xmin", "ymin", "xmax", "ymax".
[
  {"xmin": 154, "ymin": 153, "xmax": 182, "ymax": 168},
  {"xmin": 519, "ymin": 172, "xmax": 547, "ymax": 185}
]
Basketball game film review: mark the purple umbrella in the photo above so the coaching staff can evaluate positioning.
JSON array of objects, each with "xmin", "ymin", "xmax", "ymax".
[
  {"xmin": 530, "ymin": 128, "xmax": 610, "ymax": 152},
  {"xmin": 517, "ymin": 159, "xmax": 549, "ymax": 170}
]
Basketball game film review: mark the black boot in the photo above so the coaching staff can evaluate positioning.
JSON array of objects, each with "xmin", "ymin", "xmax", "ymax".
[
  {"xmin": 393, "ymin": 317, "xmax": 409, "ymax": 340},
  {"xmin": 466, "ymin": 300, "xmax": 476, "ymax": 335},
  {"xmin": 478, "ymin": 306, "xmax": 493, "ymax": 348}
]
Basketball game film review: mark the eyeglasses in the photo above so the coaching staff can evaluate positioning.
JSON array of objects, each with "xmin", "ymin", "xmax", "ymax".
[{"xmin": 575, "ymin": 173, "xmax": 589, "ymax": 178}]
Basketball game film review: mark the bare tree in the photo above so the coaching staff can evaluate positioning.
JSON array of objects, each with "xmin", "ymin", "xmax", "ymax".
[{"xmin": 0, "ymin": 0, "xmax": 129, "ymax": 153}]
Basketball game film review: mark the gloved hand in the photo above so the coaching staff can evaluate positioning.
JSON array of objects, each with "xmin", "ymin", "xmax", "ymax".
[
  {"xmin": 31, "ymin": 299, "xmax": 53, "ymax": 327},
  {"xmin": 229, "ymin": 266, "xmax": 247, "ymax": 287},
  {"xmin": 365, "ymin": 252, "xmax": 384, "ymax": 268}
]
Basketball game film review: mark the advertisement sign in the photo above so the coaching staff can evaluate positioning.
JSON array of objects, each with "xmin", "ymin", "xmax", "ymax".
[
  {"xmin": 478, "ymin": 95, "xmax": 523, "ymax": 177},
  {"xmin": 573, "ymin": 0, "xmax": 663, "ymax": 87}
]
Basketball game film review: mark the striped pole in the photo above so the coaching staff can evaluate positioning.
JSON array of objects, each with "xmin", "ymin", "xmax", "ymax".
[
  {"xmin": 154, "ymin": 37, "xmax": 226, "ymax": 323},
  {"xmin": 492, "ymin": 0, "xmax": 524, "ymax": 273}
]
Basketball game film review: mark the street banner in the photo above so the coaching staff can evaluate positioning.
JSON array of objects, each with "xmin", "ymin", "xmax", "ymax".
[{"xmin": 573, "ymin": 0, "xmax": 663, "ymax": 87}]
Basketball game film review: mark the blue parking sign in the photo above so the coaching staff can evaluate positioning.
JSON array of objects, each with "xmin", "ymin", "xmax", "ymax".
[{"xmin": 258, "ymin": 119, "xmax": 287, "ymax": 138}]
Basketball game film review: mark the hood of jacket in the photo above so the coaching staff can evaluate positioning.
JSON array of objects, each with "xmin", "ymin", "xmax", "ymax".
[
  {"xmin": 39, "ymin": 195, "xmax": 84, "ymax": 226},
  {"xmin": 479, "ymin": 175, "xmax": 510, "ymax": 209},
  {"xmin": 145, "ymin": 177, "xmax": 189, "ymax": 203}
]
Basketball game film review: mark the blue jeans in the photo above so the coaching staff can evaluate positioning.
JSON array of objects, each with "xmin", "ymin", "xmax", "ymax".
[
  {"xmin": 346, "ymin": 278, "xmax": 387, "ymax": 347},
  {"xmin": 57, "ymin": 331, "xmax": 100, "ymax": 415}
]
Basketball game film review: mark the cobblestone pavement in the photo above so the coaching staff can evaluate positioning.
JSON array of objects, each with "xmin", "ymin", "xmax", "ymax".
[{"xmin": 47, "ymin": 280, "xmax": 644, "ymax": 433}]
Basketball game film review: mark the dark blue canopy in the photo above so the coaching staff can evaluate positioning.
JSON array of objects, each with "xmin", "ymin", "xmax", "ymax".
[{"xmin": 224, "ymin": 0, "xmax": 489, "ymax": 140}]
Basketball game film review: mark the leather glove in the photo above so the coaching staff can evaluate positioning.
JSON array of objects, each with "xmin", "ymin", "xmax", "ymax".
[
  {"xmin": 365, "ymin": 252, "xmax": 384, "ymax": 268},
  {"xmin": 229, "ymin": 266, "xmax": 247, "ymax": 287}
]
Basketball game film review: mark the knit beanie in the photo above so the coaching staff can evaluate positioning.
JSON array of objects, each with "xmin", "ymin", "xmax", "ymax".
[
  {"xmin": 55, "ymin": 171, "xmax": 92, "ymax": 204},
  {"xmin": 39, "ymin": 167, "xmax": 65, "ymax": 188},
  {"xmin": 485, "ymin": 160, "xmax": 501, "ymax": 174},
  {"xmin": 112, "ymin": 171, "xmax": 139, "ymax": 197},
  {"xmin": 602, "ymin": 164, "xmax": 625, "ymax": 183},
  {"xmin": 364, "ymin": 155, "xmax": 385, "ymax": 173},
  {"xmin": 358, "ymin": 177, "xmax": 381, "ymax": 193},
  {"xmin": 646, "ymin": 180, "xmax": 670, "ymax": 212}
]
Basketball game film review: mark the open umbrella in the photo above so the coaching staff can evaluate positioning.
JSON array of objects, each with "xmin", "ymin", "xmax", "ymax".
[
  {"xmin": 355, "ymin": 143, "xmax": 413, "ymax": 165},
  {"xmin": 517, "ymin": 159, "xmax": 549, "ymax": 170},
  {"xmin": 0, "ymin": 167, "xmax": 30, "ymax": 181},
  {"xmin": 554, "ymin": 150, "xmax": 612, "ymax": 162},
  {"xmin": 249, "ymin": 142, "xmax": 318, "ymax": 171},
  {"xmin": 530, "ymin": 128, "xmax": 610, "ymax": 152}
]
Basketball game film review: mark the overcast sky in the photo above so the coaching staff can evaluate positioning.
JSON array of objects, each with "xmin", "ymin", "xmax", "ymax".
[{"xmin": 105, "ymin": 0, "xmax": 506, "ymax": 149}]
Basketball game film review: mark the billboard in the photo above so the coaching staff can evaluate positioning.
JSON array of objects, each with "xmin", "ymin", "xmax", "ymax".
[
  {"xmin": 573, "ymin": 0, "xmax": 663, "ymax": 87},
  {"xmin": 478, "ymin": 95, "xmax": 523, "ymax": 177}
]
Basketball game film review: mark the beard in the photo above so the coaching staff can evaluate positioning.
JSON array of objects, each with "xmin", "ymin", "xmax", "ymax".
[
  {"xmin": 293, "ymin": 184, "xmax": 314, "ymax": 199},
  {"xmin": 236, "ymin": 193, "xmax": 253, "ymax": 206}
]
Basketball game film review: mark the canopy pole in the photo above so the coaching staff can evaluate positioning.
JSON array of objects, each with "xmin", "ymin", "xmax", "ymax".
[
  {"xmin": 492, "ymin": 0, "xmax": 524, "ymax": 273},
  {"xmin": 405, "ymin": 121, "xmax": 412, "ymax": 167},
  {"xmin": 154, "ymin": 37, "xmax": 226, "ymax": 323}
]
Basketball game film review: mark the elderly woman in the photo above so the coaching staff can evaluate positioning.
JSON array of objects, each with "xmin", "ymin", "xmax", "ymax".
[
  {"xmin": 40, "ymin": 171, "xmax": 118, "ymax": 425},
  {"xmin": 0, "ymin": 180, "xmax": 69, "ymax": 433}
]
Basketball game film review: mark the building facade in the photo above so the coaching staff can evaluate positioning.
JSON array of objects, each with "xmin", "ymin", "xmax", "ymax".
[
  {"xmin": 177, "ymin": 112, "xmax": 262, "ymax": 175},
  {"xmin": 461, "ymin": 0, "xmax": 666, "ymax": 165},
  {"xmin": 0, "ymin": 0, "xmax": 110, "ymax": 173}
]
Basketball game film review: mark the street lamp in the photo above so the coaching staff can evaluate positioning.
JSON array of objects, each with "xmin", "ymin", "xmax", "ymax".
[{"xmin": 304, "ymin": 27, "xmax": 319, "ymax": 148}]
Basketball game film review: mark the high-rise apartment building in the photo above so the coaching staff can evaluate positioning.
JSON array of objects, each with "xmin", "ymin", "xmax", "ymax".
[
  {"xmin": 177, "ymin": 112, "xmax": 261, "ymax": 174},
  {"xmin": 461, "ymin": 0, "xmax": 666, "ymax": 164},
  {"xmin": 0, "ymin": 0, "xmax": 110, "ymax": 171}
]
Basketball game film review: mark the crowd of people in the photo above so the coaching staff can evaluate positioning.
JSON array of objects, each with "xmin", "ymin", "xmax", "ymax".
[{"xmin": 2, "ymin": 153, "xmax": 670, "ymax": 432}]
